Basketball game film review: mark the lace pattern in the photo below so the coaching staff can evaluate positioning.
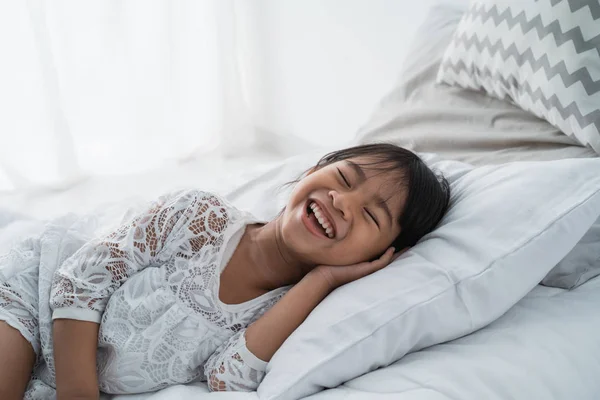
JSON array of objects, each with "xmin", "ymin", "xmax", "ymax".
[
  {"xmin": 49, "ymin": 189, "xmax": 203, "ymax": 316},
  {"xmin": 0, "ymin": 188, "xmax": 291, "ymax": 396},
  {"xmin": 0, "ymin": 236, "xmax": 41, "ymax": 354},
  {"xmin": 0, "ymin": 189, "xmax": 291, "ymax": 397},
  {"xmin": 205, "ymin": 330, "xmax": 265, "ymax": 392}
]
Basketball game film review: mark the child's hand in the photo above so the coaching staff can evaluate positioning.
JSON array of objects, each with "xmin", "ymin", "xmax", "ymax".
[
  {"xmin": 310, "ymin": 247, "xmax": 407, "ymax": 290},
  {"xmin": 245, "ymin": 248, "xmax": 407, "ymax": 363}
]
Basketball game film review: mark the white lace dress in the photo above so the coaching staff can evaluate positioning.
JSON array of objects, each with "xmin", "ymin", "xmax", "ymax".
[{"xmin": 0, "ymin": 189, "xmax": 290, "ymax": 398}]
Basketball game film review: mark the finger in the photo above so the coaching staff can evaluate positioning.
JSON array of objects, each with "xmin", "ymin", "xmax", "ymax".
[
  {"xmin": 350, "ymin": 248, "xmax": 396, "ymax": 281},
  {"xmin": 369, "ymin": 247, "xmax": 395, "ymax": 270},
  {"xmin": 353, "ymin": 262, "xmax": 386, "ymax": 280},
  {"xmin": 391, "ymin": 247, "xmax": 410, "ymax": 262}
]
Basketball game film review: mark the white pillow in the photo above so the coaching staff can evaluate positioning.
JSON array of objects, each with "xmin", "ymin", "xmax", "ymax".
[
  {"xmin": 436, "ymin": 0, "xmax": 600, "ymax": 155},
  {"xmin": 354, "ymin": 0, "xmax": 598, "ymax": 290},
  {"xmin": 542, "ymin": 216, "xmax": 600, "ymax": 289},
  {"xmin": 252, "ymin": 156, "xmax": 600, "ymax": 400}
]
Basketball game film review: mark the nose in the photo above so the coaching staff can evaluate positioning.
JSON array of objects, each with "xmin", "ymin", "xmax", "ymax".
[{"xmin": 329, "ymin": 190, "xmax": 351, "ymax": 220}]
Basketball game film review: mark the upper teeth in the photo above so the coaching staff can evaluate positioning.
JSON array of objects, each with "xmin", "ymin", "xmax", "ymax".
[{"xmin": 310, "ymin": 202, "xmax": 334, "ymax": 238}]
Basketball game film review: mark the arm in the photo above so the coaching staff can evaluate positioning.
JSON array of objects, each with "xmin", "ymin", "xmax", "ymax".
[
  {"xmin": 50, "ymin": 189, "xmax": 202, "ymax": 323},
  {"xmin": 53, "ymin": 320, "xmax": 100, "ymax": 400},
  {"xmin": 244, "ymin": 270, "xmax": 332, "ymax": 362},
  {"xmin": 50, "ymin": 189, "xmax": 210, "ymax": 399},
  {"xmin": 205, "ymin": 273, "xmax": 331, "ymax": 392},
  {"xmin": 206, "ymin": 247, "xmax": 399, "ymax": 392}
]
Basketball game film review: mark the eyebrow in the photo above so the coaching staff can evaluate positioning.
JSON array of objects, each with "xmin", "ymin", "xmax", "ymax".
[
  {"xmin": 346, "ymin": 160, "xmax": 366, "ymax": 183},
  {"xmin": 345, "ymin": 160, "xmax": 394, "ymax": 227}
]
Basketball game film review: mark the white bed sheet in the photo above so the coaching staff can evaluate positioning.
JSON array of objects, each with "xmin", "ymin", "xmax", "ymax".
[{"xmin": 0, "ymin": 152, "xmax": 284, "ymax": 221}]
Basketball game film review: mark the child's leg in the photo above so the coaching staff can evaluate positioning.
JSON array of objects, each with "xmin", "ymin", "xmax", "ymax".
[{"xmin": 0, "ymin": 321, "xmax": 35, "ymax": 400}]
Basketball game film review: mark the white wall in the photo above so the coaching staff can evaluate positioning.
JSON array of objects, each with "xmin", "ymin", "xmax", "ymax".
[{"xmin": 249, "ymin": 0, "xmax": 434, "ymax": 148}]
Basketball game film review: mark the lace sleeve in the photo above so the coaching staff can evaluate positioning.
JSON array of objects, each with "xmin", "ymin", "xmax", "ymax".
[
  {"xmin": 205, "ymin": 330, "xmax": 268, "ymax": 392},
  {"xmin": 49, "ymin": 188, "xmax": 215, "ymax": 323}
]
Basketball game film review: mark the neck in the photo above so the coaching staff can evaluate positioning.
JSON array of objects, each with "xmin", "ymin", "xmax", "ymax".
[{"xmin": 242, "ymin": 217, "xmax": 310, "ymax": 291}]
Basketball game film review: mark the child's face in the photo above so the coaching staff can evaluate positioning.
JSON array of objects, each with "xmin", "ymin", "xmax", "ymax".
[{"xmin": 280, "ymin": 157, "xmax": 406, "ymax": 266}]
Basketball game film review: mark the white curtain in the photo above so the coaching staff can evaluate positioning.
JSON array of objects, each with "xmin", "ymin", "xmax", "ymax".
[{"xmin": 0, "ymin": 0, "xmax": 258, "ymax": 193}]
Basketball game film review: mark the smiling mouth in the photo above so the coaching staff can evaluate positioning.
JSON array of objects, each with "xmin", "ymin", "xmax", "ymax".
[{"xmin": 306, "ymin": 200, "xmax": 335, "ymax": 239}]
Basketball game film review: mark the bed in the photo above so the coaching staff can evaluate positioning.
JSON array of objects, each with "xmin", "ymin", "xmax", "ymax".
[{"xmin": 2, "ymin": 1, "xmax": 599, "ymax": 399}]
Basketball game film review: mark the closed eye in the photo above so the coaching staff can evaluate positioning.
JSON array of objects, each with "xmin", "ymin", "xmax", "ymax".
[
  {"xmin": 365, "ymin": 208, "xmax": 379, "ymax": 228},
  {"xmin": 337, "ymin": 168, "xmax": 350, "ymax": 188}
]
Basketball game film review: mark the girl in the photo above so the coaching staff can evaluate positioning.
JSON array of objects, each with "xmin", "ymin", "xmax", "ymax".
[{"xmin": 0, "ymin": 143, "xmax": 450, "ymax": 399}]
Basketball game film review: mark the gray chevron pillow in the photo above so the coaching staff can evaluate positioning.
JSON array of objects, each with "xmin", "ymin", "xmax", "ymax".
[{"xmin": 437, "ymin": 0, "xmax": 600, "ymax": 155}]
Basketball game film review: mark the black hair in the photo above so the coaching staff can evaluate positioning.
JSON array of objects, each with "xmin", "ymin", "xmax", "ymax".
[{"xmin": 311, "ymin": 143, "xmax": 450, "ymax": 251}]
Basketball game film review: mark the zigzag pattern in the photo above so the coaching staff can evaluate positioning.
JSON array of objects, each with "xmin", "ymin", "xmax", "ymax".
[
  {"xmin": 548, "ymin": 0, "xmax": 600, "ymax": 19},
  {"xmin": 440, "ymin": 59, "xmax": 600, "ymax": 133},
  {"xmin": 469, "ymin": 3, "xmax": 600, "ymax": 56},
  {"xmin": 450, "ymin": 32, "xmax": 600, "ymax": 95}
]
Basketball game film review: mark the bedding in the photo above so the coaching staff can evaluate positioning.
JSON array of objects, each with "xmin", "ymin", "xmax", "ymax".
[
  {"xmin": 224, "ymin": 2, "xmax": 600, "ymax": 396},
  {"xmin": 305, "ymin": 276, "xmax": 600, "ymax": 400},
  {"xmin": 238, "ymin": 153, "xmax": 600, "ymax": 400},
  {"xmin": 542, "ymin": 216, "xmax": 600, "ymax": 289},
  {"xmin": 3, "ymin": 146, "xmax": 590, "ymax": 400},
  {"xmin": 108, "ymin": 276, "xmax": 600, "ymax": 400},
  {"xmin": 4, "ymin": 149, "xmax": 600, "ymax": 400},
  {"xmin": 358, "ymin": 0, "xmax": 600, "ymax": 289},
  {"xmin": 437, "ymin": 0, "xmax": 600, "ymax": 155},
  {"xmin": 356, "ymin": 1, "xmax": 597, "ymax": 165}
]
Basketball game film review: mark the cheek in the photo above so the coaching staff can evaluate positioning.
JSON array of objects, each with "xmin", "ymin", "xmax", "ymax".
[
  {"xmin": 346, "ymin": 228, "xmax": 393, "ymax": 260},
  {"xmin": 286, "ymin": 181, "xmax": 311, "ymax": 210},
  {"xmin": 279, "ymin": 205, "xmax": 392, "ymax": 266},
  {"xmin": 323, "ymin": 231, "xmax": 387, "ymax": 266}
]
